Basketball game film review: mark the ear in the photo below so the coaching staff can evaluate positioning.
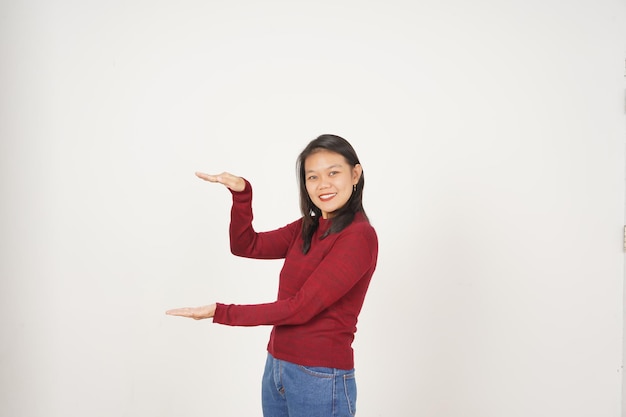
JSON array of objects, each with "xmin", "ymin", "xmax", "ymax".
[{"xmin": 352, "ymin": 163, "xmax": 363, "ymax": 184}]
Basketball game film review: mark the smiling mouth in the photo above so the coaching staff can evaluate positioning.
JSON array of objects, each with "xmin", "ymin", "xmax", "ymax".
[{"xmin": 319, "ymin": 193, "xmax": 337, "ymax": 201}]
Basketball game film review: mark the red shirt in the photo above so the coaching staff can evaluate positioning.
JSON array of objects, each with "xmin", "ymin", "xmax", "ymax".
[{"xmin": 213, "ymin": 180, "xmax": 378, "ymax": 370}]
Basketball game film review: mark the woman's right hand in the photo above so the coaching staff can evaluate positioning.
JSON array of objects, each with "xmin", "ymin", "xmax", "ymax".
[{"xmin": 195, "ymin": 171, "xmax": 246, "ymax": 192}]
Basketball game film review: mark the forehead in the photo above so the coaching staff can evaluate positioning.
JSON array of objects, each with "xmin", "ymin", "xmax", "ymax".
[{"xmin": 304, "ymin": 149, "xmax": 347, "ymax": 171}]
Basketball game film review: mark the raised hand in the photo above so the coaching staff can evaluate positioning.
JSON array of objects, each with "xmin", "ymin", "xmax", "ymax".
[
  {"xmin": 195, "ymin": 171, "xmax": 245, "ymax": 192},
  {"xmin": 166, "ymin": 304, "xmax": 217, "ymax": 320}
]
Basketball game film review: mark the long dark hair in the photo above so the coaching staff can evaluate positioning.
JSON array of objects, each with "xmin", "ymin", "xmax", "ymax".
[{"xmin": 296, "ymin": 134, "xmax": 368, "ymax": 254}]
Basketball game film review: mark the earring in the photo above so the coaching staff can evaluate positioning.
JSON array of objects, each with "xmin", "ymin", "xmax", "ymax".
[{"xmin": 353, "ymin": 184, "xmax": 357, "ymax": 192}]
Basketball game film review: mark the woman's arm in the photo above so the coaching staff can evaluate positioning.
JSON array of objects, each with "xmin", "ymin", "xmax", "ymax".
[
  {"xmin": 165, "ymin": 224, "xmax": 377, "ymax": 324},
  {"xmin": 196, "ymin": 171, "xmax": 296, "ymax": 259},
  {"xmin": 214, "ymin": 224, "xmax": 378, "ymax": 326}
]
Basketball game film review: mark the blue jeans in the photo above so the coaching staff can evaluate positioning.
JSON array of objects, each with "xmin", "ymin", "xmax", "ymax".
[{"xmin": 262, "ymin": 353, "xmax": 357, "ymax": 417}]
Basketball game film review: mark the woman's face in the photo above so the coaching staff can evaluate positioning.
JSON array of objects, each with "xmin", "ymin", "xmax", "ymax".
[{"xmin": 304, "ymin": 149, "xmax": 362, "ymax": 219}]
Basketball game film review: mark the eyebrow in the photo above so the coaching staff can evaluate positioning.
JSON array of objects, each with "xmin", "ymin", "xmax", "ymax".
[{"xmin": 305, "ymin": 164, "xmax": 343, "ymax": 174}]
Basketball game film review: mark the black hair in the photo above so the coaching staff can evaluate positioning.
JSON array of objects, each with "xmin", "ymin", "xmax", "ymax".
[{"xmin": 296, "ymin": 134, "xmax": 368, "ymax": 254}]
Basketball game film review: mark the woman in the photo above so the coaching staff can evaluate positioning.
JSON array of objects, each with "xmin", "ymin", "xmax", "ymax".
[{"xmin": 167, "ymin": 134, "xmax": 378, "ymax": 417}]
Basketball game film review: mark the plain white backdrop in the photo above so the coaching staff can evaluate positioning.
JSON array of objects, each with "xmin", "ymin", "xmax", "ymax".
[{"xmin": 2, "ymin": 1, "xmax": 626, "ymax": 416}]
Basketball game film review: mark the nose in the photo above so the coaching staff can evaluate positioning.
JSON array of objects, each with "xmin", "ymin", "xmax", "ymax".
[{"xmin": 319, "ymin": 177, "xmax": 331, "ymax": 189}]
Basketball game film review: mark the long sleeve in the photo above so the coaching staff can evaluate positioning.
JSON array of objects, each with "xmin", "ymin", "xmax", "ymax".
[
  {"xmin": 228, "ymin": 179, "xmax": 299, "ymax": 259},
  {"xmin": 213, "ymin": 219, "xmax": 378, "ymax": 327}
]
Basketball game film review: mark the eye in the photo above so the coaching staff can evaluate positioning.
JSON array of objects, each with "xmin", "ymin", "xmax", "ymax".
[
  {"xmin": 307, "ymin": 175, "xmax": 317, "ymax": 181},
  {"xmin": 329, "ymin": 171, "xmax": 339, "ymax": 176}
]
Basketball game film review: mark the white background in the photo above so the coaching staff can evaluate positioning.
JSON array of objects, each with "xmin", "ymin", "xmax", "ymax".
[{"xmin": 2, "ymin": 1, "xmax": 626, "ymax": 416}]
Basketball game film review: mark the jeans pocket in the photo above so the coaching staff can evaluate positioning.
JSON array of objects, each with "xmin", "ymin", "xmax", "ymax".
[
  {"xmin": 343, "ymin": 373, "xmax": 357, "ymax": 416},
  {"xmin": 298, "ymin": 365, "xmax": 335, "ymax": 378}
]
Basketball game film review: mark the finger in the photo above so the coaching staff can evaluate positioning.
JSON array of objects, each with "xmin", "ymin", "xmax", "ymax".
[
  {"xmin": 196, "ymin": 171, "xmax": 234, "ymax": 187},
  {"xmin": 196, "ymin": 171, "xmax": 245, "ymax": 192},
  {"xmin": 166, "ymin": 308, "xmax": 192, "ymax": 317},
  {"xmin": 195, "ymin": 172, "xmax": 219, "ymax": 182}
]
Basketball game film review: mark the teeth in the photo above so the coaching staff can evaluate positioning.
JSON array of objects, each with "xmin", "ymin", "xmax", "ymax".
[{"xmin": 319, "ymin": 193, "xmax": 336, "ymax": 200}]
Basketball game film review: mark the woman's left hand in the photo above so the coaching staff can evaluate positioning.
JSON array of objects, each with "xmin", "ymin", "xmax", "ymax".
[{"xmin": 166, "ymin": 304, "xmax": 217, "ymax": 320}]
